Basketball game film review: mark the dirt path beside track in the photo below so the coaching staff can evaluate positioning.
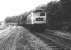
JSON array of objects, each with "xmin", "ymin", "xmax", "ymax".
[{"xmin": 0, "ymin": 26, "xmax": 52, "ymax": 50}]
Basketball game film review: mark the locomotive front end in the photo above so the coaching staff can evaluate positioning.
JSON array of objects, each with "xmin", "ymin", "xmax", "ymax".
[
  {"xmin": 27, "ymin": 9, "xmax": 46, "ymax": 24},
  {"xmin": 26, "ymin": 9, "xmax": 47, "ymax": 32}
]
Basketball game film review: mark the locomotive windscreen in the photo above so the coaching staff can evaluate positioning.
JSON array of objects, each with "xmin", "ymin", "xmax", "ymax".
[{"xmin": 40, "ymin": 13, "xmax": 45, "ymax": 16}]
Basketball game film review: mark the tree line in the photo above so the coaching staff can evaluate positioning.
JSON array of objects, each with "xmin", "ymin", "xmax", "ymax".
[{"xmin": 4, "ymin": 0, "xmax": 71, "ymax": 31}]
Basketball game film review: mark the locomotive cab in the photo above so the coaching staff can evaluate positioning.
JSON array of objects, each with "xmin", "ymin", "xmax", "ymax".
[{"xmin": 27, "ymin": 9, "xmax": 46, "ymax": 24}]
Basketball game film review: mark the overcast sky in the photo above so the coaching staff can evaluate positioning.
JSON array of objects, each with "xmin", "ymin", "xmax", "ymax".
[{"xmin": 0, "ymin": 0, "xmax": 58, "ymax": 21}]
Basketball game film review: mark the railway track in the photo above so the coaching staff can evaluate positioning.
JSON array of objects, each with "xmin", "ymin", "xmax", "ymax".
[
  {"xmin": 32, "ymin": 31, "xmax": 71, "ymax": 50},
  {"xmin": 45, "ymin": 29, "xmax": 71, "ymax": 40},
  {"xmin": 44, "ymin": 31, "xmax": 71, "ymax": 48}
]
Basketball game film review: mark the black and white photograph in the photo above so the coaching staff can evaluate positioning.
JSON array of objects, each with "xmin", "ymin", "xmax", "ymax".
[{"xmin": 0, "ymin": 0, "xmax": 71, "ymax": 50}]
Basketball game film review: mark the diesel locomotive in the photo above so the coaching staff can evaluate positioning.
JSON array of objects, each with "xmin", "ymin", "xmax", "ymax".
[{"xmin": 19, "ymin": 9, "xmax": 47, "ymax": 32}]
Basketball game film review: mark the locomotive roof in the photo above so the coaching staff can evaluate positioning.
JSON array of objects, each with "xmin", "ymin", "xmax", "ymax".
[{"xmin": 33, "ymin": 9, "xmax": 45, "ymax": 13}]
